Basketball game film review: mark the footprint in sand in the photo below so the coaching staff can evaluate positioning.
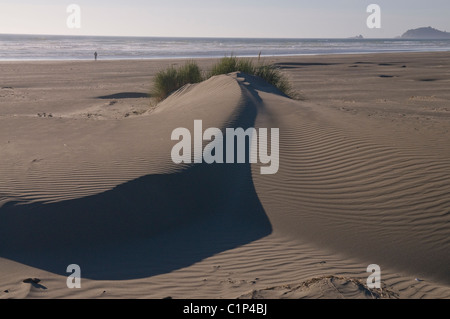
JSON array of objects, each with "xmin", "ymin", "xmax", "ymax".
[
  {"xmin": 2, "ymin": 278, "xmax": 47, "ymax": 298},
  {"xmin": 23, "ymin": 278, "xmax": 41, "ymax": 284},
  {"xmin": 0, "ymin": 87, "xmax": 15, "ymax": 98},
  {"xmin": 22, "ymin": 278, "xmax": 47, "ymax": 290}
]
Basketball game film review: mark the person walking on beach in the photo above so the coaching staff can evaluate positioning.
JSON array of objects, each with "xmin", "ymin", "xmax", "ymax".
[{"xmin": 94, "ymin": 51, "xmax": 98, "ymax": 61}]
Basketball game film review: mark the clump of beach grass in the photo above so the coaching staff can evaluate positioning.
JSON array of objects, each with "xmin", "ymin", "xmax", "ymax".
[
  {"xmin": 152, "ymin": 56, "xmax": 298, "ymax": 101},
  {"xmin": 152, "ymin": 61, "xmax": 203, "ymax": 101},
  {"xmin": 209, "ymin": 56, "xmax": 255, "ymax": 77},
  {"xmin": 209, "ymin": 56, "xmax": 297, "ymax": 99}
]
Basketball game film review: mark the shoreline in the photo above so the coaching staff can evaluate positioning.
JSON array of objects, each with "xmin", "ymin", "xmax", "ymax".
[{"xmin": 1, "ymin": 49, "xmax": 450, "ymax": 63}]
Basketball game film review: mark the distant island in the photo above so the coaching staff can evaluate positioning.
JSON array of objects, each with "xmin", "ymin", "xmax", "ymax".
[
  {"xmin": 348, "ymin": 35, "xmax": 364, "ymax": 39},
  {"xmin": 401, "ymin": 27, "xmax": 450, "ymax": 39}
]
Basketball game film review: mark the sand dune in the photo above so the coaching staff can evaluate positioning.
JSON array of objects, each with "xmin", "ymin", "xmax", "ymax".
[
  {"xmin": 249, "ymin": 74, "xmax": 450, "ymax": 284},
  {"xmin": 1, "ymin": 53, "xmax": 449, "ymax": 299}
]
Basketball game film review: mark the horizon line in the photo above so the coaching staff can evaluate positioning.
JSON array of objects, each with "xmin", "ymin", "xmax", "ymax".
[{"xmin": 0, "ymin": 32, "xmax": 407, "ymax": 40}]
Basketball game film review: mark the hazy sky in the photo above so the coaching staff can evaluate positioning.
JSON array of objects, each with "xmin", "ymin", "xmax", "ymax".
[{"xmin": 1, "ymin": 0, "xmax": 449, "ymax": 38}]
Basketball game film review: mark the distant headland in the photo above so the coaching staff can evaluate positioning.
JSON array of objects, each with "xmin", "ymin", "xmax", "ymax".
[{"xmin": 400, "ymin": 27, "xmax": 450, "ymax": 39}]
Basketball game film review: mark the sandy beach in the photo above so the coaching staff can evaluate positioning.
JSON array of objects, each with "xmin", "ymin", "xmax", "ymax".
[{"xmin": 0, "ymin": 51, "xmax": 449, "ymax": 299}]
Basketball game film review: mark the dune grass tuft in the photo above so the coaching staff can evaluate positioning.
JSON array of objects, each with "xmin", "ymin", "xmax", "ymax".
[
  {"xmin": 152, "ymin": 61, "xmax": 203, "ymax": 101},
  {"xmin": 152, "ymin": 56, "xmax": 298, "ymax": 101},
  {"xmin": 177, "ymin": 60, "xmax": 204, "ymax": 86},
  {"xmin": 209, "ymin": 56, "xmax": 297, "ymax": 98},
  {"xmin": 209, "ymin": 56, "xmax": 255, "ymax": 77}
]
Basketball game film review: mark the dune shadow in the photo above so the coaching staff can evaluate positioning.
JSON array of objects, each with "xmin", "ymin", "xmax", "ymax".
[
  {"xmin": 0, "ymin": 85, "xmax": 272, "ymax": 281},
  {"xmin": 0, "ymin": 163, "xmax": 271, "ymax": 280},
  {"xmin": 97, "ymin": 92, "xmax": 149, "ymax": 99},
  {"xmin": 235, "ymin": 72, "xmax": 290, "ymax": 100}
]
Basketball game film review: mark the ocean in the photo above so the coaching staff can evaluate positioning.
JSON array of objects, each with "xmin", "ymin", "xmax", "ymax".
[{"xmin": 1, "ymin": 34, "xmax": 450, "ymax": 61}]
